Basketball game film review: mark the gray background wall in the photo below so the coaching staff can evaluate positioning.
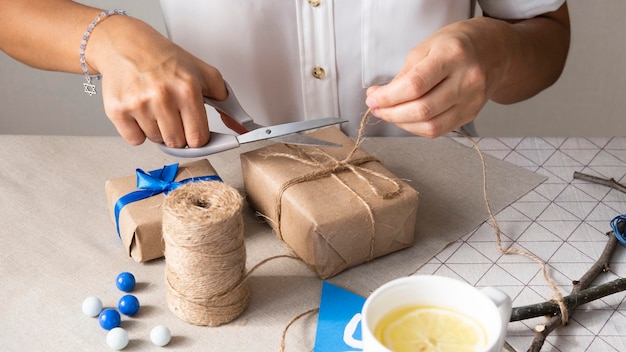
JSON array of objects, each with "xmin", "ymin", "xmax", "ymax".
[{"xmin": 1, "ymin": 1, "xmax": 624, "ymax": 137}]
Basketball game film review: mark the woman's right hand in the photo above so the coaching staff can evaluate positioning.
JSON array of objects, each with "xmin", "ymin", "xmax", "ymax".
[{"xmin": 89, "ymin": 15, "xmax": 226, "ymax": 148}]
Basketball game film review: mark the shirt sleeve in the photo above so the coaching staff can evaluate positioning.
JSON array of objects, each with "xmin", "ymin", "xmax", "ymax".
[{"xmin": 478, "ymin": 0, "xmax": 565, "ymax": 20}]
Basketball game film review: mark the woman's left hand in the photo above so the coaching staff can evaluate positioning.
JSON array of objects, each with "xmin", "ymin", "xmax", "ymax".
[
  {"xmin": 365, "ymin": 21, "xmax": 500, "ymax": 138},
  {"xmin": 365, "ymin": 4, "xmax": 570, "ymax": 138}
]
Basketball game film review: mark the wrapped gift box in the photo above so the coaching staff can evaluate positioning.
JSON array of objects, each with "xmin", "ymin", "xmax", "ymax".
[
  {"xmin": 105, "ymin": 159, "xmax": 220, "ymax": 262},
  {"xmin": 240, "ymin": 127, "xmax": 419, "ymax": 278}
]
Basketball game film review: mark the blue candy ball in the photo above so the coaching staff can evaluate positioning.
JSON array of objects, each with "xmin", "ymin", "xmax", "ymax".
[
  {"xmin": 98, "ymin": 309, "xmax": 121, "ymax": 330},
  {"xmin": 115, "ymin": 272, "xmax": 136, "ymax": 292},
  {"xmin": 118, "ymin": 294, "xmax": 140, "ymax": 316}
]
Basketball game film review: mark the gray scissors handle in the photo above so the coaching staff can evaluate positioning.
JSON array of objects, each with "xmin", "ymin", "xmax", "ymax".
[
  {"xmin": 203, "ymin": 81, "xmax": 255, "ymax": 129},
  {"xmin": 158, "ymin": 132, "xmax": 240, "ymax": 158},
  {"xmin": 158, "ymin": 81, "xmax": 250, "ymax": 158},
  {"xmin": 157, "ymin": 81, "xmax": 345, "ymax": 158}
]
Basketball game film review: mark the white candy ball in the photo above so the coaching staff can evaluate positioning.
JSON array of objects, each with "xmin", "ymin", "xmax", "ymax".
[
  {"xmin": 150, "ymin": 325, "xmax": 172, "ymax": 346},
  {"xmin": 106, "ymin": 327, "xmax": 129, "ymax": 350},
  {"xmin": 81, "ymin": 296, "xmax": 103, "ymax": 317}
]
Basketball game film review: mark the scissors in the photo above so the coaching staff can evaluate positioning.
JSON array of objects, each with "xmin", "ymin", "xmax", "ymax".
[{"xmin": 158, "ymin": 82, "xmax": 347, "ymax": 158}]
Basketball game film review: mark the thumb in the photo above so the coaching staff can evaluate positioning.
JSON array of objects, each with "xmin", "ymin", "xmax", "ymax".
[{"xmin": 198, "ymin": 59, "xmax": 227, "ymax": 101}]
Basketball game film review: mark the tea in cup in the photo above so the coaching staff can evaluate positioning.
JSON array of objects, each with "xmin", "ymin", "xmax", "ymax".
[{"xmin": 361, "ymin": 275, "xmax": 511, "ymax": 352}]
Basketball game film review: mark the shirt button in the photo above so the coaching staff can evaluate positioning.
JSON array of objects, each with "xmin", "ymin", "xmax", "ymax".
[
  {"xmin": 312, "ymin": 66, "xmax": 326, "ymax": 79},
  {"xmin": 308, "ymin": 0, "xmax": 321, "ymax": 7}
]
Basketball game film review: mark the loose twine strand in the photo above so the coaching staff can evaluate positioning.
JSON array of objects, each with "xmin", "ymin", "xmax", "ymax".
[
  {"xmin": 453, "ymin": 130, "xmax": 568, "ymax": 325},
  {"xmin": 162, "ymin": 110, "xmax": 567, "ymax": 349},
  {"xmin": 277, "ymin": 111, "xmax": 378, "ymax": 352},
  {"xmin": 160, "ymin": 110, "xmax": 389, "ymax": 337},
  {"xmin": 279, "ymin": 124, "xmax": 570, "ymax": 350}
]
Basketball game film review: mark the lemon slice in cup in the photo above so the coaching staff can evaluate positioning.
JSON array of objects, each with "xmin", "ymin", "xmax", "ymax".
[{"xmin": 374, "ymin": 305, "xmax": 488, "ymax": 352}]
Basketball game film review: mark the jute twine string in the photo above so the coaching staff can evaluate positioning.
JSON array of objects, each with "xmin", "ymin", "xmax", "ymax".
[
  {"xmin": 280, "ymin": 125, "xmax": 570, "ymax": 350},
  {"xmin": 277, "ymin": 109, "xmax": 399, "ymax": 351},
  {"xmin": 162, "ymin": 180, "xmax": 250, "ymax": 327},
  {"xmin": 159, "ymin": 113, "xmax": 387, "ymax": 340},
  {"xmin": 161, "ymin": 180, "xmax": 305, "ymax": 329},
  {"xmin": 266, "ymin": 110, "xmax": 402, "ymax": 260},
  {"xmin": 279, "ymin": 118, "xmax": 569, "ymax": 350},
  {"xmin": 160, "ymin": 111, "xmax": 568, "ymax": 349},
  {"xmin": 454, "ymin": 131, "xmax": 568, "ymax": 324}
]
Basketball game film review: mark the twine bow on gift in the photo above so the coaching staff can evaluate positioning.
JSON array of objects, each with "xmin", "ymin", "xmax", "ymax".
[
  {"xmin": 268, "ymin": 115, "xmax": 403, "ymax": 260},
  {"xmin": 113, "ymin": 163, "xmax": 222, "ymax": 236}
]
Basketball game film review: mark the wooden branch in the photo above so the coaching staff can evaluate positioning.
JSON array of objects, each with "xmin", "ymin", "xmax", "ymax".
[
  {"xmin": 512, "ymin": 222, "xmax": 623, "ymax": 321},
  {"xmin": 516, "ymin": 166, "xmax": 626, "ymax": 351},
  {"xmin": 573, "ymin": 171, "xmax": 626, "ymax": 194},
  {"xmin": 573, "ymin": 232, "xmax": 621, "ymax": 294},
  {"xmin": 511, "ymin": 276, "xmax": 626, "ymax": 322},
  {"xmin": 524, "ymin": 232, "xmax": 623, "ymax": 351},
  {"xmin": 518, "ymin": 171, "xmax": 626, "ymax": 351}
]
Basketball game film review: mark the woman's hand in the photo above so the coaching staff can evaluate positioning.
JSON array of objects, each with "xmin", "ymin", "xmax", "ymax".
[
  {"xmin": 365, "ymin": 5, "xmax": 570, "ymax": 138},
  {"xmin": 89, "ymin": 16, "xmax": 227, "ymax": 148},
  {"xmin": 365, "ymin": 22, "xmax": 494, "ymax": 138}
]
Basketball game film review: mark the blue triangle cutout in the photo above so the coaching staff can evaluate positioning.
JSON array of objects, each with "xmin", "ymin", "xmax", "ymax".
[{"xmin": 314, "ymin": 281, "xmax": 366, "ymax": 351}]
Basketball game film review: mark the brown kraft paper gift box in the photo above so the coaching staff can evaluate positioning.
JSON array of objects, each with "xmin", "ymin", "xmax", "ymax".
[
  {"xmin": 240, "ymin": 127, "xmax": 419, "ymax": 279},
  {"xmin": 105, "ymin": 159, "xmax": 220, "ymax": 262}
]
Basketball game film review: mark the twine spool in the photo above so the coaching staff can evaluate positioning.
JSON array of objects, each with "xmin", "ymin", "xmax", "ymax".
[{"xmin": 162, "ymin": 181, "xmax": 249, "ymax": 326}]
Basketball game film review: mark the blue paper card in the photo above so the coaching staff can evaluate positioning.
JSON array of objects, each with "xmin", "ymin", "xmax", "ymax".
[{"xmin": 314, "ymin": 281, "xmax": 367, "ymax": 351}]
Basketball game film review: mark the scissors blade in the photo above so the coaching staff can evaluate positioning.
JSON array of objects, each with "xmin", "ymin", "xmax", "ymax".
[
  {"xmin": 236, "ymin": 117, "xmax": 347, "ymax": 144},
  {"xmin": 270, "ymin": 133, "xmax": 342, "ymax": 147}
]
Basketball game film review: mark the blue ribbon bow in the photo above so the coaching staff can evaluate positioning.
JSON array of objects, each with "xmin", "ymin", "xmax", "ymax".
[{"xmin": 113, "ymin": 163, "xmax": 222, "ymax": 236}]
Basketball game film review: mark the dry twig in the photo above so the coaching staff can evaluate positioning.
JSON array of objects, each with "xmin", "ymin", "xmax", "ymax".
[
  {"xmin": 512, "ymin": 172, "xmax": 626, "ymax": 351},
  {"xmin": 511, "ymin": 271, "xmax": 625, "ymax": 322},
  {"xmin": 573, "ymin": 171, "xmax": 626, "ymax": 193},
  {"xmin": 524, "ymin": 235, "xmax": 623, "ymax": 352}
]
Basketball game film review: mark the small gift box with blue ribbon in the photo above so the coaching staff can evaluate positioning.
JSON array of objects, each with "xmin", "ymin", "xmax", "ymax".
[{"xmin": 105, "ymin": 159, "xmax": 222, "ymax": 262}]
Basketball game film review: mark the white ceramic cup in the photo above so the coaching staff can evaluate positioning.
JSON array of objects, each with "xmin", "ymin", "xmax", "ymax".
[{"xmin": 361, "ymin": 275, "xmax": 512, "ymax": 352}]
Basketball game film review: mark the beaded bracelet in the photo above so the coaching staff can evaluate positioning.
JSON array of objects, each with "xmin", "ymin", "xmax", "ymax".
[{"xmin": 80, "ymin": 9, "xmax": 127, "ymax": 96}]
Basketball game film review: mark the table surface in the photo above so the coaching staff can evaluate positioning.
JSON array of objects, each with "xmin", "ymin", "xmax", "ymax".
[{"xmin": 1, "ymin": 135, "xmax": 625, "ymax": 352}]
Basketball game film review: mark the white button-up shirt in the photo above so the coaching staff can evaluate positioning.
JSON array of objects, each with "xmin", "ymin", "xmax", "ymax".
[{"xmin": 159, "ymin": 0, "xmax": 564, "ymax": 136}]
